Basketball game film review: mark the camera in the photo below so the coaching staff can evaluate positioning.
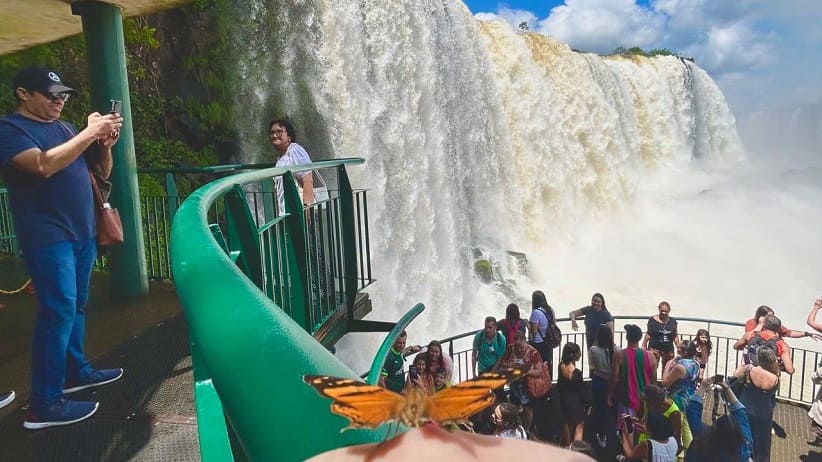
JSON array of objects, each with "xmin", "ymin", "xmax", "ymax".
[
  {"xmin": 408, "ymin": 365, "xmax": 418, "ymax": 380},
  {"xmin": 109, "ymin": 99, "xmax": 122, "ymax": 115},
  {"xmin": 622, "ymin": 414, "xmax": 636, "ymax": 431}
]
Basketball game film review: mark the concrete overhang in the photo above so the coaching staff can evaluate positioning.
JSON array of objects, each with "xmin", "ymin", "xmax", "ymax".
[{"xmin": 0, "ymin": 0, "xmax": 191, "ymax": 55}]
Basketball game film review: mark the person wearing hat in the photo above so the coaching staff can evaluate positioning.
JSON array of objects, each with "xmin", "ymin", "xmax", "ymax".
[
  {"xmin": 608, "ymin": 324, "xmax": 657, "ymax": 418},
  {"xmin": 0, "ymin": 67, "xmax": 124, "ymax": 430}
]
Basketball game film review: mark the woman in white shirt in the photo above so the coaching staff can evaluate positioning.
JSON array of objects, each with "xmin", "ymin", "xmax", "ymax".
[{"xmin": 269, "ymin": 118, "xmax": 315, "ymax": 215}]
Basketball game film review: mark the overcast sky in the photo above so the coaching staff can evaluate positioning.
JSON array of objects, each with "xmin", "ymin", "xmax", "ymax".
[{"xmin": 464, "ymin": 0, "xmax": 822, "ymax": 117}]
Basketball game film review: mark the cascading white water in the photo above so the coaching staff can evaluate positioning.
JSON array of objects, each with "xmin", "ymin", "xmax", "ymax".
[{"xmin": 228, "ymin": 0, "xmax": 820, "ymax": 370}]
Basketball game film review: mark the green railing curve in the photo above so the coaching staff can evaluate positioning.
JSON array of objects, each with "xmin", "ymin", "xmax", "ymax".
[{"xmin": 171, "ymin": 158, "xmax": 391, "ymax": 461}]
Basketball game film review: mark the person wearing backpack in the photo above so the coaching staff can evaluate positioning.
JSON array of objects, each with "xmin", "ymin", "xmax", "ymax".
[
  {"xmin": 733, "ymin": 315, "xmax": 794, "ymax": 375},
  {"xmin": 528, "ymin": 290, "xmax": 557, "ymax": 373},
  {"xmin": 497, "ymin": 303, "xmax": 527, "ymax": 348}
]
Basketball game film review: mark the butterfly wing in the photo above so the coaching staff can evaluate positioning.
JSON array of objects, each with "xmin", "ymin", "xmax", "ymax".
[
  {"xmin": 425, "ymin": 368, "xmax": 523, "ymax": 424},
  {"xmin": 303, "ymin": 375, "xmax": 406, "ymax": 429}
]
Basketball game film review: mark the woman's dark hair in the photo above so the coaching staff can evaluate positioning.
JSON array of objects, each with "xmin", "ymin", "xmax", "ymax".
[
  {"xmin": 596, "ymin": 325, "xmax": 614, "ymax": 349},
  {"xmin": 678, "ymin": 339, "xmax": 697, "ymax": 359},
  {"xmin": 532, "ymin": 290, "xmax": 548, "ymax": 310},
  {"xmin": 424, "ymin": 340, "xmax": 445, "ymax": 372},
  {"xmin": 592, "ymin": 292, "xmax": 607, "ymax": 311},
  {"xmin": 687, "ymin": 414, "xmax": 744, "ymax": 460},
  {"xmin": 753, "ymin": 305, "xmax": 773, "ymax": 321},
  {"xmin": 505, "ymin": 303, "xmax": 520, "ymax": 322},
  {"xmin": 595, "ymin": 325, "xmax": 615, "ymax": 363},
  {"xmin": 646, "ymin": 412, "xmax": 674, "ymax": 441},
  {"xmin": 561, "ymin": 342, "xmax": 581, "ymax": 364},
  {"xmin": 695, "ymin": 329, "xmax": 713, "ymax": 353},
  {"xmin": 268, "ymin": 118, "xmax": 297, "ymax": 142}
]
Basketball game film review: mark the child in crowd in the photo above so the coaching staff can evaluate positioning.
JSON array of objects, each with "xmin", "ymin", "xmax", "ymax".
[
  {"xmin": 433, "ymin": 370, "xmax": 448, "ymax": 393},
  {"xmin": 694, "ymin": 329, "xmax": 712, "ymax": 383},
  {"xmin": 404, "ymin": 354, "xmax": 434, "ymax": 395},
  {"xmin": 491, "ymin": 403, "xmax": 527, "ymax": 440}
]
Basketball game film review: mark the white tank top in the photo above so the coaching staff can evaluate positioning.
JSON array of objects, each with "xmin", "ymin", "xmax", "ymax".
[{"xmin": 649, "ymin": 436, "xmax": 678, "ymax": 462}]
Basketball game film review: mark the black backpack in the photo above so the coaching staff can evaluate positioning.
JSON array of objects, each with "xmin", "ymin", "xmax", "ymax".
[{"xmin": 745, "ymin": 332, "xmax": 778, "ymax": 366}]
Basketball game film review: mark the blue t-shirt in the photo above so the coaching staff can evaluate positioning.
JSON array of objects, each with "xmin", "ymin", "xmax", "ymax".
[{"xmin": 0, "ymin": 113, "xmax": 95, "ymax": 250}]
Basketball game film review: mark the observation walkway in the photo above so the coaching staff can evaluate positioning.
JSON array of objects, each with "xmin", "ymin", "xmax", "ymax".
[
  {"xmin": 2, "ymin": 159, "xmax": 822, "ymax": 461},
  {"xmin": 0, "ymin": 257, "xmax": 819, "ymax": 460}
]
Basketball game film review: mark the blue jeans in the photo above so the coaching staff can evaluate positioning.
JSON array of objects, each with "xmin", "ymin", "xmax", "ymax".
[{"xmin": 24, "ymin": 239, "xmax": 95, "ymax": 411}]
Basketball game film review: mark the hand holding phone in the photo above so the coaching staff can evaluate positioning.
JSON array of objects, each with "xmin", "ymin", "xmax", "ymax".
[
  {"xmin": 409, "ymin": 365, "xmax": 418, "ymax": 380},
  {"xmin": 109, "ymin": 99, "xmax": 122, "ymax": 115}
]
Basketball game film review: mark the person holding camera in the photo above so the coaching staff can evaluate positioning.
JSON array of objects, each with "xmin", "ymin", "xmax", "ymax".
[
  {"xmin": 620, "ymin": 411, "xmax": 678, "ymax": 462},
  {"xmin": 685, "ymin": 375, "xmax": 753, "ymax": 462},
  {"xmin": 0, "ymin": 67, "xmax": 124, "ymax": 430},
  {"xmin": 404, "ymin": 354, "xmax": 434, "ymax": 395}
]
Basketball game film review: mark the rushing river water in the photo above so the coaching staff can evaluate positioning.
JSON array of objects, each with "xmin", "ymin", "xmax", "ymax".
[{"xmin": 226, "ymin": 0, "xmax": 822, "ymax": 371}]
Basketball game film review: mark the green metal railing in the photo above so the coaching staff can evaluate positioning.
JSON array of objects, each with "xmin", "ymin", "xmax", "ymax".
[
  {"xmin": 439, "ymin": 315, "xmax": 820, "ymax": 406},
  {"xmin": 0, "ymin": 188, "xmax": 16, "ymax": 256},
  {"xmin": 1, "ymin": 164, "xmax": 376, "ymax": 290},
  {"xmin": 171, "ymin": 159, "xmax": 391, "ymax": 461}
]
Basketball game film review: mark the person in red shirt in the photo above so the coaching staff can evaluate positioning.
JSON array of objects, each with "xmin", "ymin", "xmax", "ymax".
[
  {"xmin": 734, "ymin": 315, "xmax": 794, "ymax": 374},
  {"xmin": 744, "ymin": 305, "xmax": 821, "ymax": 340}
]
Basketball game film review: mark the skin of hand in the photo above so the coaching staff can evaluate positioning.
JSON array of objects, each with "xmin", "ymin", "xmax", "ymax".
[{"xmin": 307, "ymin": 424, "xmax": 595, "ymax": 461}]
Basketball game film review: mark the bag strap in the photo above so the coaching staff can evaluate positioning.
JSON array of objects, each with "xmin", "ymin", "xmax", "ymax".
[
  {"xmin": 88, "ymin": 170, "xmax": 105, "ymax": 209},
  {"xmin": 0, "ymin": 117, "xmax": 47, "ymax": 150}
]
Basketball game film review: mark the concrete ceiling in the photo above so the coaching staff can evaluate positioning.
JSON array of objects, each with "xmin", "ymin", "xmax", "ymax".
[{"xmin": 0, "ymin": 0, "xmax": 191, "ymax": 55}]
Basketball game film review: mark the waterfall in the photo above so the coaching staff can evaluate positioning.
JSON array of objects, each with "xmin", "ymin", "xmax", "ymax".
[{"xmin": 224, "ymin": 0, "xmax": 772, "ymax": 368}]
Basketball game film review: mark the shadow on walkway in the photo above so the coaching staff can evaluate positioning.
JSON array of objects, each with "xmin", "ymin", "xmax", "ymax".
[{"xmin": 0, "ymin": 257, "xmax": 199, "ymax": 461}]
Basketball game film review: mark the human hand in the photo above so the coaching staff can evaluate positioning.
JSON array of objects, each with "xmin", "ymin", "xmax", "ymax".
[
  {"xmin": 98, "ymin": 127, "xmax": 120, "ymax": 149},
  {"xmin": 308, "ymin": 424, "xmax": 592, "ymax": 461},
  {"xmin": 86, "ymin": 113, "xmax": 122, "ymax": 140},
  {"xmin": 815, "ymin": 298, "xmax": 822, "ymax": 310},
  {"xmin": 571, "ymin": 320, "xmax": 579, "ymax": 332}
]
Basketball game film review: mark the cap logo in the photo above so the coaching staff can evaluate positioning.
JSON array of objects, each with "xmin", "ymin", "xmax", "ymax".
[{"xmin": 48, "ymin": 72, "xmax": 61, "ymax": 82}]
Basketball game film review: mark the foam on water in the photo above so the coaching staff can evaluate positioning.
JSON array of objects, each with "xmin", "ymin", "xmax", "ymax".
[{"xmin": 227, "ymin": 0, "xmax": 820, "ymax": 371}]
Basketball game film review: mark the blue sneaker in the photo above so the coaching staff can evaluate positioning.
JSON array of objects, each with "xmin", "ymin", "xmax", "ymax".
[
  {"xmin": 23, "ymin": 399, "xmax": 98, "ymax": 430},
  {"xmin": 0, "ymin": 391, "xmax": 15, "ymax": 409},
  {"xmin": 63, "ymin": 368, "xmax": 124, "ymax": 394}
]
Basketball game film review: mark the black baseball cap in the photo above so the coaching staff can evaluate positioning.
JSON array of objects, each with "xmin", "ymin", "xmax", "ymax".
[{"xmin": 13, "ymin": 67, "xmax": 76, "ymax": 94}]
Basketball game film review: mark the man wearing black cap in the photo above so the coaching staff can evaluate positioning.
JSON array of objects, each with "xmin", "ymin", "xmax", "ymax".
[{"xmin": 0, "ymin": 67, "xmax": 124, "ymax": 429}]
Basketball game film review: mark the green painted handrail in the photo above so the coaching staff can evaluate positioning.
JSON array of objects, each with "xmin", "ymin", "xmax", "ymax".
[{"xmin": 171, "ymin": 158, "xmax": 392, "ymax": 461}]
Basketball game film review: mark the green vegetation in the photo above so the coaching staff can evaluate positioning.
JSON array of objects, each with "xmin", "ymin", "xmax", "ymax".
[
  {"xmin": 608, "ymin": 46, "xmax": 694, "ymax": 62},
  {"xmin": 474, "ymin": 259, "xmax": 493, "ymax": 284},
  {"xmin": 0, "ymin": 0, "xmax": 240, "ymax": 196}
]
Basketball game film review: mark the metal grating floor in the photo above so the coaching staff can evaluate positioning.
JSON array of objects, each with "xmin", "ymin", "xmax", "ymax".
[{"xmin": 0, "ymin": 314, "xmax": 200, "ymax": 462}]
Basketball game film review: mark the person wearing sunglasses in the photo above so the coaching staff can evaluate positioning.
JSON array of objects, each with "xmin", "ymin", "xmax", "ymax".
[{"xmin": 0, "ymin": 67, "xmax": 124, "ymax": 430}]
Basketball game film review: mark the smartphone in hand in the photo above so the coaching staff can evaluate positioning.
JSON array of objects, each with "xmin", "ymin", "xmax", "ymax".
[
  {"xmin": 109, "ymin": 99, "xmax": 122, "ymax": 115},
  {"xmin": 408, "ymin": 365, "xmax": 418, "ymax": 380}
]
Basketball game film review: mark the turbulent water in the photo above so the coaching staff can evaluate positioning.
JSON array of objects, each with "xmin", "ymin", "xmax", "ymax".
[{"xmin": 227, "ymin": 0, "xmax": 821, "ymax": 370}]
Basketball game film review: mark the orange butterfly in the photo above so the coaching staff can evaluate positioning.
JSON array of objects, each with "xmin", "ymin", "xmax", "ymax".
[{"xmin": 303, "ymin": 368, "xmax": 523, "ymax": 429}]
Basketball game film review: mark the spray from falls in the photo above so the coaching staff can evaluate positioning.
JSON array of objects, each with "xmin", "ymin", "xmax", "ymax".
[{"xmin": 224, "ymin": 0, "xmax": 770, "ymax": 368}]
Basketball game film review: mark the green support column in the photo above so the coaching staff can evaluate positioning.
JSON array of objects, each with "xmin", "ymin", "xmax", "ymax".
[{"xmin": 72, "ymin": 2, "xmax": 148, "ymax": 297}]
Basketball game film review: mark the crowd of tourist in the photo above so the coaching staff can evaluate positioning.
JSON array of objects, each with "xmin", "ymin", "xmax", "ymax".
[{"xmin": 379, "ymin": 293, "xmax": 822, "ymax": 461}]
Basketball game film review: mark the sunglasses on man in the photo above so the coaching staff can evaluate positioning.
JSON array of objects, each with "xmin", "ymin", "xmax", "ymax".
[{"xmin": 37, "ymin": 91, "xmax": 71, "ymax": 102}]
